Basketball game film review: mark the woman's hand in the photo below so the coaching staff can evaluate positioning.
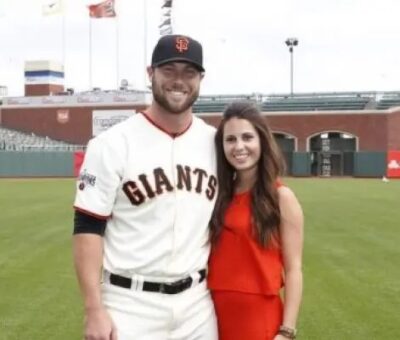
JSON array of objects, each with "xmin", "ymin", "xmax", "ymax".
[{"xmin": 273, "ymin": 334, "xmax": 290, "ymax": 340}]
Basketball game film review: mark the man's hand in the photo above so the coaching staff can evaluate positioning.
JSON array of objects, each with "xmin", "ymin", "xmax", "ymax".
[{"xmin": 84, "ymin": 306, "xmax": 117, "ymax": 340}]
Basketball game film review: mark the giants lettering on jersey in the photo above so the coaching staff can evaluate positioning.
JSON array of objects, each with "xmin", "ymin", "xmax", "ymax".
[{"xmin": 122, "ymin": 164, "xmax": 217, "ymax": 206}]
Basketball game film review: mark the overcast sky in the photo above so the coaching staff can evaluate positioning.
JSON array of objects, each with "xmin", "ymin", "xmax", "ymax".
[{"xmin": 1, "ymin": 0, "xmax": 400, "ymax": 96}]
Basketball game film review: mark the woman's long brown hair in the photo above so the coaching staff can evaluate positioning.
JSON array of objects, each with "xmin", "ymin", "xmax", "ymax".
[{"xmin": 210, "ymin": 101, "xmax": 285, "ymax": 247}]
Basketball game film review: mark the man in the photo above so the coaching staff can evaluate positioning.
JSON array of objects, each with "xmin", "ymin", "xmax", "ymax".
[{"xmin": 72, "ymin": 34, "xmax": 218, "ymax": 340}]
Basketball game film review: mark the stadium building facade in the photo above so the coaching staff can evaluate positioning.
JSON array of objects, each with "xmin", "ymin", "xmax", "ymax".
[{"xmin": 1, "ymin": 90, "xmax": 399, "ymax": 178}]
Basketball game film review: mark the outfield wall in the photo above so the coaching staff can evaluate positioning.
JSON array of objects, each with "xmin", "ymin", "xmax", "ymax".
[
  {"xmin": 0, "ymin": 152, "xmax": 73, "ymax": 177},
  {"xmin": 0, "ymin": 151, "xmax": 395, "ymax": 178}
]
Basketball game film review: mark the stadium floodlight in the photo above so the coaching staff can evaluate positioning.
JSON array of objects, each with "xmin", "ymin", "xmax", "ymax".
[{"xmin": 285, "ymin": 38, "xmax": 299, "ymax": 96}]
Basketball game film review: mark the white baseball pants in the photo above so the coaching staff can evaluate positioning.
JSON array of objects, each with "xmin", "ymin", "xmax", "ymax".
[{"xmin": 101, "ymin": 280, "xmax": 218, "ymax": 340}]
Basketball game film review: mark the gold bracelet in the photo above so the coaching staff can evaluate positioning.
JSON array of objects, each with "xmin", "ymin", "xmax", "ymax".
[{"xmin": 278, "ymin": 325, "xmax": 297, "ymax": 339}]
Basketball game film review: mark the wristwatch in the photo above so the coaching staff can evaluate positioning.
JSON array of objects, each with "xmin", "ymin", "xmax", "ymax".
[{"xmin": 278, "ymin": 325, "xmax": 297, "ymax": 339}]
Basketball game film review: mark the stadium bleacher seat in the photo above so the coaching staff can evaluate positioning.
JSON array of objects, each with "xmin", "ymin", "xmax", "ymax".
[
  {"xmin": 193, "ymin": 94, "xmax": 259, "ymax": 113},
  {"xmin": 0, "ymin": 126, "xmax": 85, "ymax": 151},
  {"xmin": 191, "ymin": 92, "xmax": 390, "ymax": 113},
  {"xmin": 376, "ymin": 95, "xmax": 400, "ymax": 110},
  {"xmin": 262, "ymin": 95, "xmax": 370, "ymax": 112}
]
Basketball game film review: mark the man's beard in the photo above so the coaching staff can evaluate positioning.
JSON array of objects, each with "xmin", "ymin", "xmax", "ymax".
[{"xmin": 152, "ymin": 80, "xmax": 199, "ymax": 114}]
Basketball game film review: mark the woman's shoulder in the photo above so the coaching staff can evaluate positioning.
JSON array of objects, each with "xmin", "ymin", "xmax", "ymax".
[
  {"xmin": 277, "ymin": 184, "xmax": 303, "ymax": 219},
  {"xmin": 277, "ymin": 184, "xmax": 296, "ymax": 201}
]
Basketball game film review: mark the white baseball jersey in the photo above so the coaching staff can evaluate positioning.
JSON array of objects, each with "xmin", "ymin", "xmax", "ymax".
[{"xmin": 74, "ymin": 112, "xmax": 217, "ymax": 280}]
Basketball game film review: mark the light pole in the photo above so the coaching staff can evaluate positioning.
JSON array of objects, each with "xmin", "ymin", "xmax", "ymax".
[{"xmin": 285, "ymin": 38, "xmax": 299, "ymax": 96}]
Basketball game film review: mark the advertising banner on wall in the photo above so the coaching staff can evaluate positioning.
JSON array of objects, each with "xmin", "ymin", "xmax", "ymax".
[
  {"xmin": 57, "ymin": 109, "xmax": 69, "ymax": 124},
  {"xmin": 92, "ymin": 110, "xmax": 135, "ymax": 136},
  {"xmin": 387, "ymin": 150, "xmax": 400, "ymax": 178}
]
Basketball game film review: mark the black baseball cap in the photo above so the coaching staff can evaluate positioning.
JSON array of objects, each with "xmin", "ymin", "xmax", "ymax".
[{"xmin": 151, "ymin": 34, "xmax": 205, "ymax": 72}]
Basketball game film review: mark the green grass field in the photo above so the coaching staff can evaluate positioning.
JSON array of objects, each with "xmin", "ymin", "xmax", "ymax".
[{"xmin": 0, "ymin": 178, "xmax": 399, "ymax": 339}]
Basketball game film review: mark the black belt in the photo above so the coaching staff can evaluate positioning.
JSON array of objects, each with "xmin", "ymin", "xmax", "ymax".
[{"xmin": 108, "ymin": 269, "xmax": 206, "ymax": 295}]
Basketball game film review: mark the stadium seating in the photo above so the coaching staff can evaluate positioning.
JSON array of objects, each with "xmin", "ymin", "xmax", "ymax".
[
  {"xmin": 193, "ymin": 101, "xmax": 228, "ymax": 113},
  {"xmin": 0, "ymin": 126, "xmax": 85, "ymax": 151},
  {"xmin": 192, "ymin": 92, "xmax": 384, "ymax": 113},
  {"xmin": 193, "ymin": 94, "xmax": 260, "ymax": 113},
  {"xmin": 261, "ymin": 95, "xmax": 370, "ymax": 112},
  {"xmin": 376, "ymin": 94, "xmax": 400, "ymax": 110}
]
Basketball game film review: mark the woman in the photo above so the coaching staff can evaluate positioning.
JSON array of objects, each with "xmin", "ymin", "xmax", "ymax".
[{"xmin": 208, "ymin": 102, "xmax": 303, "ymax": 340}]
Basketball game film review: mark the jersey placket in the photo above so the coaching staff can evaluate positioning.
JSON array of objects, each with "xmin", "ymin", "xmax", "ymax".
[{"xmin": 167, "ymin": 136, "xmax": 180, "ymax": 272}]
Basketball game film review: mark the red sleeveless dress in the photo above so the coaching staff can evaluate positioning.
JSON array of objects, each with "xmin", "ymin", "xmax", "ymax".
[{"xmin": 208, "ymin": 188, "xmax": 284, "ymax": 340}]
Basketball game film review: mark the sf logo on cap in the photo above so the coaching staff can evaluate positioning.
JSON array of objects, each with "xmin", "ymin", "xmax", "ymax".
[{"xmin": 175, "ymin": 37, "xmax": 189, "ymax": 53}]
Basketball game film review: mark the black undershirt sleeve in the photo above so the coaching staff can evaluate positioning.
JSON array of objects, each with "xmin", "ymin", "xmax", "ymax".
[{"xmin": 73, "ymin": 210, "xmax": 107, "ymax": 236}]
